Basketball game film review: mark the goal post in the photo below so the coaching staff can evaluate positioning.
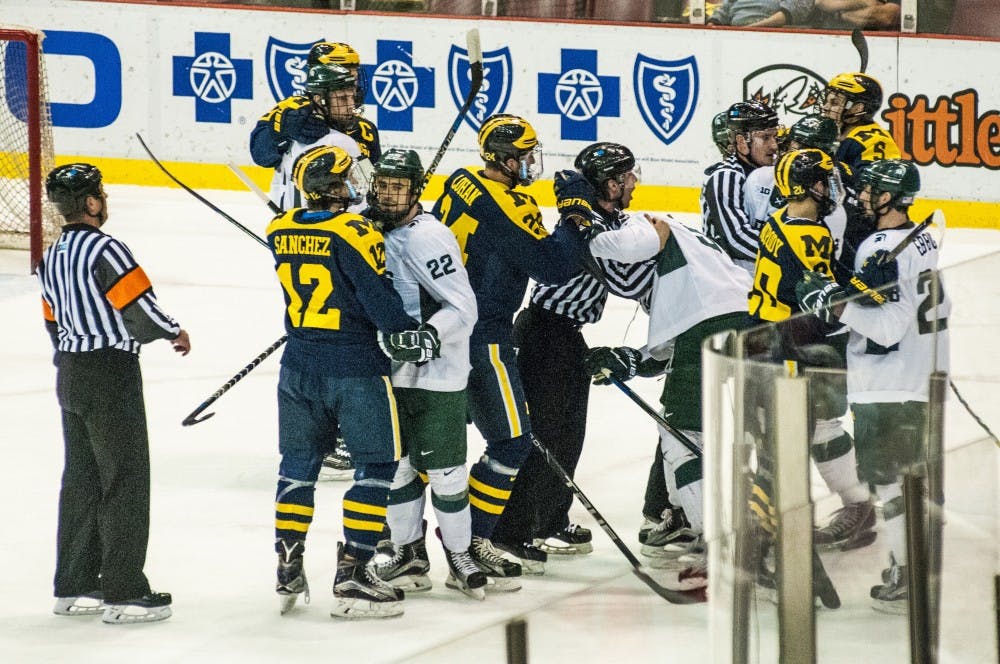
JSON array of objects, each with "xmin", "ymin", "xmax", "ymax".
[{"xmin": 0, "ymin": 25, "xmax": 59, "ymax": 272}]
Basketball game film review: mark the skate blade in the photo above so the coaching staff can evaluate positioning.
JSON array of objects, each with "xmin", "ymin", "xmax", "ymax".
[
  {"xmin": 445, "ymin": 576, "xmax": 487, "ymax": 601},
  {"xmin": 318, "ymin": 469, "xmax": 353, "ymax": 482},
  {"xmin": 53, "ymin": 597, "xmax": 105, "ymax": 616},
  {"xmin": 387, "ymin": 575, "xmax": 432, "ymax": 593},
  {"xmin": 101, "ymin": 605, "xmax": 172, "ymax": 624},
  {"xmin": 537, "ymin": 541, "xmax": 593, "ymax": 555},
  {"xmin": 871, "ymin": 598, "xmax": 907, "ymax": 615},
  {"xmin": 484, "ymin": 576, "xmax": 522, "ymax": 593},
  {"xmin": 330, "ymin": 599, "xmax": 404, "ymax": 620}
]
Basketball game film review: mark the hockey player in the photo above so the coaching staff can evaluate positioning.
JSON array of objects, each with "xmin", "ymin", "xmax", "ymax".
[
  {"xmin": 821, "ymin": 72, "xmax": 901, "ymax": 268},
  {"xmin": 268, "ymin": 145, "xmax": 439, "ymax": 620},
  {"xmin": 747, "ymin": 148, "xmax": 877, "ymax": 550},
  {"xmin": 491, "ymin": 142, "xmax": 669, "ymax": 571},
  {"xmin": 250, "ymin": 41, "xmax": 380, "ymax": 173},
  {"xmin": 711, "ymin": 110, "xmax": 732, "ymax": 157},
  {"xmin": 797, "ymin": 160, "xmax": 950, "ymax": 613},
  {"xmin": 702, "ymin": 100, "xmax": 782, "ymax": 274},
  {"xmin": 743, "ymin": 115, "xmax": 847, "ymax": 269},
  {"xmin": 431, "ymin": 113, "xmax": 588, "ymax": 590},
  {"xmin": 361, "ymin": 150, "xmax": 487, "ymax": 600},
  {"xmin": 584, "ymin": 217, "xmax": 754, "ymax": 595}
]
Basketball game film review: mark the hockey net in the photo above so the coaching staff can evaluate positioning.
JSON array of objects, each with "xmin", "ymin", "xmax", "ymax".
[{"xmin": 0, "ymin": 26, "xmax": 60, "ymax": 270}]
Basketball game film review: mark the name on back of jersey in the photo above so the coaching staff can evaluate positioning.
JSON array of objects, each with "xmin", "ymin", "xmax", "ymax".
[
  {"xmin": 450, "ymin": 174, "xmax": 483, "ymax": 207},
  {"xmin": 759, "ymin": 223, "xmax": 784, "ymax": 255},
  {"xmin": 274, "ymin": 234, "xmax": 331, "ymax": 256}
]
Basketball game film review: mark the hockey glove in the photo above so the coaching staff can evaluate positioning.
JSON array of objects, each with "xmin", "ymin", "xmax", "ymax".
[
  {"xmin": 582, "ymin": 346, "xmax": 641, "ymax": 385},
  {"xmin": 848, "ymin": 249, "xmax": 898, "ymax": 307},
  {"xmin": 795, "ymin": 270, "xmax": 847, "ymax": 325},
  {"xmin": 379, "ymin": 324, "xmax": 441, "ymax": 363},
  {"xmin": 554, "ymin": 170, "xmax": 596, "ymax": 225},
  {"xmin": 276, "ymin": 105, "xmax": 329, "ymax": 145}
]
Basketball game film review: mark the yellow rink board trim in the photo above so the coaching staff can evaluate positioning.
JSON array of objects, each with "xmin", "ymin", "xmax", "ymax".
[{"xmin": 57, "ymin": 155, "xmax": 1000, "ymax": 230}]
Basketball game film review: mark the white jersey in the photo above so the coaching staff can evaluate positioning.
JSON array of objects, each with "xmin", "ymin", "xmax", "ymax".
[
  {"xmin": 743, "ymin": 164, "xmax": 848, "ymax": 263},
  {"xmin": 269, "ymin": 130, "xmax": 364, "ymax": 213},
  {"xmin": 840, "ymin": 224, "xmax": 950, "ymax": 403},
  {"xmin": 384, "ymin": 210, "xmax": 477, "ymax": 392},
  {"xmin": 646, "ymin": 220, "xmax": 752, "ymax": 359}
]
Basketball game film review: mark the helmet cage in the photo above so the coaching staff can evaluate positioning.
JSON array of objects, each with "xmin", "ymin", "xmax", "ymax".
[{"xmin": 367, "ymin": 149, "xmax": 424, "ymax": 226}]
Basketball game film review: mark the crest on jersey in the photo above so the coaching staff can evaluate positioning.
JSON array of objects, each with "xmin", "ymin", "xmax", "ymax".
[
  {"xmin": 634, "ymin": 54, "xmax": 699, "ymax": 146},
  {"xmin": 743, "ymin": 64, "xmax": 826, "ymax": 126},
  {"xmin": 448, "ymin": 45, "xmax": 512, "ymax": 131},
  {"xmin": 265, "ymin": 37, "xmax": 319, "ymax": 102}
]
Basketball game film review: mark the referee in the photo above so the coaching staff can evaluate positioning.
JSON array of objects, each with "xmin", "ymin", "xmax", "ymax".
[
  {"xmin": 491, "ymin": 143, "xmax": 667, "ymax": 567},
  {"xmin": 38, "ymin": 164, "xmax": 191, "ymax": 624}
]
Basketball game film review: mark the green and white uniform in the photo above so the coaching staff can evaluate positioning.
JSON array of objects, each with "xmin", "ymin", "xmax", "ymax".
[
  {"xmin": 644, "ymin": 220, "xmax": 753, "ymax": 534},
  {"xmin": 840, "ymin": 222, "xmax": 950, "ymax": 567},
  {"xmin": 384, "ymin": 210, "xmax": 478, "ymax": 551}
]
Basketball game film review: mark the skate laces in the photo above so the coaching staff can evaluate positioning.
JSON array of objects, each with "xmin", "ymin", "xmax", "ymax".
[
  {"xmin": 448, "ymin": 550, "xmax": 480, "ymax": 577},
  {"xmin": 826, "ymin": 502, "xmax": 868, "ymax": 535},
  {"xmin": 472, "ymin": 537, "xmax": 507, "ymax": 565},
  {"xmin": 375, "ymin": 544, "xmax": 405, "ymax": 572}
]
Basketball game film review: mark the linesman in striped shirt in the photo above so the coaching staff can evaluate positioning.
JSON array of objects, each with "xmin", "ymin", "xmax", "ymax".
[
  {"xmin": 491, "ymin": 142, "xmax": 669, "ymax": 570},
  {"xmin": 38, "ymin": 164, "xmax": 191, "ymax": 624},
  {"xmin": 701, "ymin": 100, "xmax": 781, "ymax": 274}
]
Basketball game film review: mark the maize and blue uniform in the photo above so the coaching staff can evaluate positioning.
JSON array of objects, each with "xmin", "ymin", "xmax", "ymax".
[
  {"xmin": 432, "ymin": 167, "xmax": 586, "ymax": 538},
  {"xmin": 267, "ymin": 207, "xmax": 417, "ymax": 560}
]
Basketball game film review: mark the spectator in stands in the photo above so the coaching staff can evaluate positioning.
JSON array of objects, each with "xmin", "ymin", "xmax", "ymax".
[
  {"xmin": 811, "ymin": 0, "xmax": 901, "ymax": 29},
  {"xmin": 707, "ymin": 0, "xmax": 815, "ymax": 26}
]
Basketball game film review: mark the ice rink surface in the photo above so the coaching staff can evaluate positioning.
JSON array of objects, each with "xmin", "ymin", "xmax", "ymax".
[{"xmin": 1, "ymin": 185, "xmax": 997, "ymax": 663}]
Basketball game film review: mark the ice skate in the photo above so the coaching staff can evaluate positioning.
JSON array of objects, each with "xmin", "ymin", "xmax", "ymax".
[
  {"xmin": 53, "ymin": 591, "xmax": 104, "ymax": 616},
  {"xmin": 443, "ymin": 546, "xmax": 487, "ymax": 601},
  {"xmin": 641, "ymin": 507, "xmax": 696, "ymax": 558},
  {"xmin": 331, "ymin": 542, "xmax": 404, "ymax": 620},
  {"xmin": 318, "ymin": 438, "xmax": 354, "ymax": 481},
  {"xmin": 469, "ymin": 536, "xmax": 522, "ymax": 592},
  {"xmin": 101, "ymin": 592, "xmax": 172, "ymax": 624},
  {"xmin": 648, "ymin": 532, "xmax": 705, "ymax": 569},
  {"xmin": 494, "ymin": 539, "xmax": 547, "ymax": 575},
  {"xmin": 870, "ymin": 558, "xmax": 907, "ymax": 615},
  {"xmin": 814, "ymin": 500, "xmax": 876, "ymax": 551},
  {"xmin": 276, "ymin": 539, "xmax": 309, "ymax": 615},
  {"xmin": 535, "ymin": 523, "xmax": 593, "ymax": 555},
  {"xmin": 373, "ymin": 533, "xmax": 432, "ymax": 593}
]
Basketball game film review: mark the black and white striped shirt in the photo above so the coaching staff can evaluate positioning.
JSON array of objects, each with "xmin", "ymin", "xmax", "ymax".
[
  {"xmin": 38, "ymin": 224, "xmax": 180, "ymax": 353},
  {"xmin": 529, "ymin": 209, "xmax": 657, "ymax": 324},
  {"xmin": 701, "ymin": 154, "xmax": 759, "ymax": 268}
]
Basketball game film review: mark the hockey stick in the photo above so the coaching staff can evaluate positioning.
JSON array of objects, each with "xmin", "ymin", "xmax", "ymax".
[
  {"xmin": 135, "ymin": 133, "xmax": 268, "ymax": 250},
  {"xmin": 851, "ymin": 29, "xmax": 869, "ymax": 73},
  {"xmin": 182, "ymin": 335, "xmax": 287, "ymax": 426},
  {"xmin": 227, "ymin": 161, "xmax": 281, "ymax": 215},
  {"xmin": 949, "ymin": 381, "xmax": 1000, "ymax": 447},
  {"xmin": 416, "ymin": 28, "xmax": 482, "ymax": 197},
  {"xmin": 607, "ymin": 376, "xmax": 703, "ymax": 458},
  {"xmin": 527, "ymin": 434, "xmax": 705, "ymax": 604}
]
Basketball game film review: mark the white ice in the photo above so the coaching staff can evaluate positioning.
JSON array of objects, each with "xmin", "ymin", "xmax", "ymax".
[{"xmin": 1, "ymin": 185, "xmax": 997, "ymax": 663}]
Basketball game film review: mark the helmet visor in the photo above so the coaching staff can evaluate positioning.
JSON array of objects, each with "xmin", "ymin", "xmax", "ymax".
[{"xmin": 519, "ymin": 144, "xmax": 544, "ymax": 185}]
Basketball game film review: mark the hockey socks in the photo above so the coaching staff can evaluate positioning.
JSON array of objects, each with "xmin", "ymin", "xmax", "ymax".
[
  {"xmin": 343, "ymin": 461, "xmax": 396, "ymax": 560},
  {"xmin": 275, "ymin": 476, "xmax": 316, "ymax": 542},
  {"xmin": 468, "ymin": 452, "xmax": 519, "ymax": 538}
]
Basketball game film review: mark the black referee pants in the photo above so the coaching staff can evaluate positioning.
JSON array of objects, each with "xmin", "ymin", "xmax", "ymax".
[
  {"xmin": 493, "ymin": 304, "xmax": 590, "ymax": 545},
  {"xmin": 54, "ymin": 348, "xmax": 152, "ymax": 603}
]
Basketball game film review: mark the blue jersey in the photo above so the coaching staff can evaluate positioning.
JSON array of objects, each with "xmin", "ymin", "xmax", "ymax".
[
  {"xmin": 432, "ymin": 167, "xmax": 585, "ymax": 345},
  {"xmin": 266, "ymin": 208, "xmax": 417, "ymax": 377}
]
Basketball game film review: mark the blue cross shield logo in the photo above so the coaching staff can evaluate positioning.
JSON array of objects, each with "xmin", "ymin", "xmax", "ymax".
[
  {"xmin": 448, "ymin": 45, "xmax": 512, "ymax": 131},
  {"xmin": 265, "ymin": 37, "xmax": 318, "ymax": 102},
  {"xmin": 361, "ymin": 40, "xmax": 434, "ymax": 132},
  {"xmin": 173, "ymin": 32, "xmax": 253, "ymax": 123},
  {"xmin": 538, "ymin": 49, "xmax": 619, "ymax": 141},
  {"xmin": 634, "ymin": 54, "xmax": 699, "ymax": 146}
]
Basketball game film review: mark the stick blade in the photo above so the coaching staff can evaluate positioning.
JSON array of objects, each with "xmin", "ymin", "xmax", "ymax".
[
  {"xmin": 465, "ymin": 28, "xmax": 482, "ymax": 65},
  {"xmin": 851, "ymin": 29, "xmax": 869, "ymax": 73}
]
